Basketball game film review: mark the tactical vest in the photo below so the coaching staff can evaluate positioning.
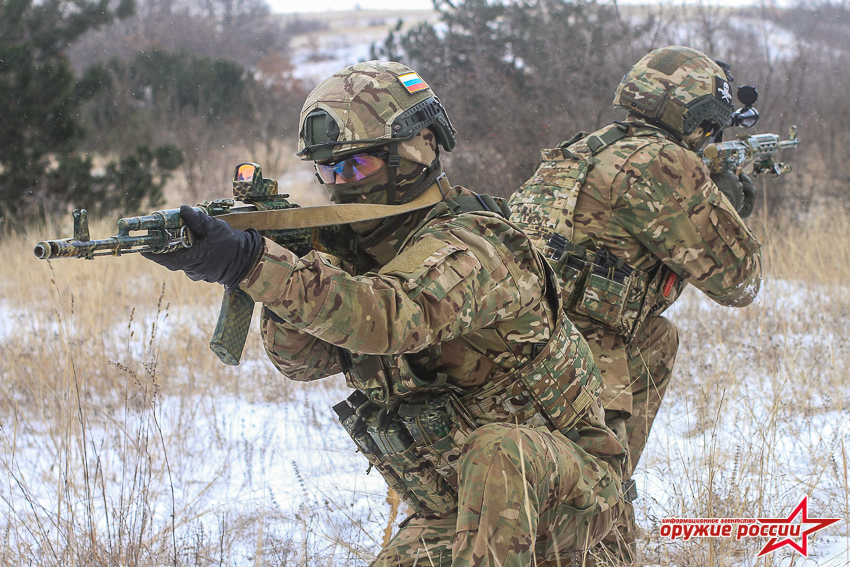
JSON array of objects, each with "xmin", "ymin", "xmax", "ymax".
[
  {"xmin": 508, "ymin": 122, "xmax": 685, "ymax": 342},
  {"xmin": 330, "ymin": 196, "xmax": 604, "ymax": 515}
]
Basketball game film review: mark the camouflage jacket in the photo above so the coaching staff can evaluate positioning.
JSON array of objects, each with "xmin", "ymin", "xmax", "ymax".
[
  {"xmin": 509, "ymin": 121, "xmax": 762, "ymax": 415},
  {"xmin": 244, "ymin": 181, "xmax": 622, "ymax": 420},
  {"xmin": 239, "ymin": 183, "xmax": 626, "ymax": 512},
  {"xmin": 241, "ymin": 183, "xmax": 559, "ymax": 388}
]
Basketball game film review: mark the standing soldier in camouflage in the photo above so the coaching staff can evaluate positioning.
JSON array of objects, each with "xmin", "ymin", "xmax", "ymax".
[
  {"xmin": 144, "ymin": 60, "xmax": 628, "ymax": 566},
  {"xmin": 508, "ymin": 46, "xmax": 762, "ymax": 565}
]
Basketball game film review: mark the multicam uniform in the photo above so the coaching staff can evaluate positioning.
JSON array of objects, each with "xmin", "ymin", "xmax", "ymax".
[
  {"xmin": 509, "ymin": 120, "xmax": 761, "ymax": 470},
  {"xmin": 508, "ymin": 45, "xmax": 763, "ymax": 565},
  {"xmin": 239, "ymin": 182, "xmax": 627, "ymax": 567}
]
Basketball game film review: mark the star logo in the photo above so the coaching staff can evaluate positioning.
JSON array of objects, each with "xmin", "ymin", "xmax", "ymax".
[{"xmin": 757, "ymin": 496, "xmax": 841, "ymax": 557}]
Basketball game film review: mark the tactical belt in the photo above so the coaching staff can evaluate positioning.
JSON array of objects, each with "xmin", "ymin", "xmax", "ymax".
[
  {"xmin": 218, "ymin": 173, "xmax": 452, "ymax": 231},
  {"xmin": 460, "ymin": 315, "xmax": 603, "ymax": 436}
]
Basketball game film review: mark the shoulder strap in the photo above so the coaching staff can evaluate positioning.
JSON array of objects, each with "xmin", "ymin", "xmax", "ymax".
[
  {"xmin": 585, "ymin": 123, "xmax": 630, "ymax": 155},
  {"xmin": 219, "ymin": 174, "xmax": 452, "ymax": 231},
  {"xmin": 444, "ymin": 194, "xmax": 511, "ymax": 219},
  {"xmin": 558, "ymin": 132, "xmax": 588, "ymax": 149}
]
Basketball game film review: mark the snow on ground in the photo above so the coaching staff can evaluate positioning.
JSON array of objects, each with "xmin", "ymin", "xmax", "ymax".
[
  {"xmin": 634, "ymin": 280, "xmax": 850, "ymax": 565},
  {"xmin": 286, "ymin": 11, "xmax": 440, "ymax": 86},
  {"xmin": 290, "ymin": 36, "xmax": 374, "ymax": 86},
  {"xmin": 1, "ymin": 278, "xmax": 848, "ymax": 565},
  {"xmin": 1, "ymin": 375, "xmax": 388, "ymax": 563}
]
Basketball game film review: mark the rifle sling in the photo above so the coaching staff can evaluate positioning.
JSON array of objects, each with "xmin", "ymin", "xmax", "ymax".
[{"xmin": 219, "ymin": 174, "xmax": 451, "ymax": 231}]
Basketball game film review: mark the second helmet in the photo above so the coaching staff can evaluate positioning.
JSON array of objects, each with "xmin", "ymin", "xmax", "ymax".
[{"xmin": 613, "ymin": 46, "xmax": 734, "ymax": 141}]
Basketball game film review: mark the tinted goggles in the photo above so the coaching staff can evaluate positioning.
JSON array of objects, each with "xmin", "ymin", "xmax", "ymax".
[{"xmin": 315, "ymin": 150, "xmax": 388, "ymax": 184}]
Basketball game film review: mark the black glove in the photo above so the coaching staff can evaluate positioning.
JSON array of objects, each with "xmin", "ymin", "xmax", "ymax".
[
  {"xmin": 141, "ymin": 205, "xmax": 263, "ymax": 289},
  {"xmin": 711, "ymin": 170, "xmax": 744, "ymax": 212},
  {"xmin": 738, "ymin": 172, "xmax": 757, "ymax": 219}
]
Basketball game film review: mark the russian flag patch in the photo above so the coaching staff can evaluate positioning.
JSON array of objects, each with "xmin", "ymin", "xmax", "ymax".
[{"xmin": 398, "ymin": 72, "xmax": 428, "ymax": 93}]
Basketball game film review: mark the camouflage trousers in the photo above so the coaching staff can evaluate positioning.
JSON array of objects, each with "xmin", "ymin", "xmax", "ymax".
[
  {"xmin": 624, "ymin": 315, "xmax": 679, "ymax": 474},
  {"xmin": 371, "ymin": 422, "xmax": 624, "ymax": 567},
  {"xmin": 594, "ymin": 315, "xmax": 679, "ymax": 566}
]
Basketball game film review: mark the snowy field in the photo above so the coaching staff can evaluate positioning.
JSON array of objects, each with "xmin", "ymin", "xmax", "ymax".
[
  {"xmin": 633, "ymin": 281, "xmax": 850, "ymax": 566},
  {"xmin": 1, "ymin": 263, "xmax": 848, "ymax": 566}
]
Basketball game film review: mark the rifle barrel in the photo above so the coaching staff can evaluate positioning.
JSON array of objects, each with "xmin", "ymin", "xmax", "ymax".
[{"xmin": 33, "ymin": 233, "xmax": 164, "ymax": 259}]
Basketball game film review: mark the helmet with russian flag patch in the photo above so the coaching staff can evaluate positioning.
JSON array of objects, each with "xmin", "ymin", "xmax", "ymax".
[
  {"xmin": 297, "ymin": 60, "xmax": 456, "ymax": 163},
  {"xmin": 613, "ymin": 46, "xmax": 735, "ymax": 146}
]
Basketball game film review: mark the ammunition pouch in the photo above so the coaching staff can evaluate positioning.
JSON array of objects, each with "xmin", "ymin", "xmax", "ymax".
[
  {"xmin": 332, "ymin": 393, "xmax": 458, "ymax": 515},
  {"xmin": 543, "ymin": 235, "xmax": 684, "ymax": 341},
  {"xmin": 332, "ymin": 315, "xmax": 603, "ymax": 515}
]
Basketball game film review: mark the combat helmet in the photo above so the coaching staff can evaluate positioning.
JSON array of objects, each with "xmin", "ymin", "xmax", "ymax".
[
  {"xmin": 297, "ymin": 60, "xmax": 456, "ymax": 205},
  {"xmin": 614, "ymin": 46, "xmax": 734, "ymax": 146}
]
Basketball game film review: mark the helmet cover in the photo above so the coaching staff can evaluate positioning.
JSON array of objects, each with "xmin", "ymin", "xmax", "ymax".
[
  {"xmin": 614, "ymin": 46, "xmax": 734, "ymax": 138},
  {"xmin": 297, "ymin": 60, "xmax": 456, "ymax": 162}
]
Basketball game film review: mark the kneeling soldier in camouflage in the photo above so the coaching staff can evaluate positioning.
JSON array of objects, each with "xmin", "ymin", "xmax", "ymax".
[
  {"xmin": 144, "ymin": 61, "xmax": 627, "ymax": 566},
  {"xmin": 509, "ymin": 46, "xmax": 763, "ymax": 565}
]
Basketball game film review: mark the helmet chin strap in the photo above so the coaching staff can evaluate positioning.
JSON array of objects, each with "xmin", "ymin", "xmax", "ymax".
[{"xmin": 386, "ymin": 141, "xmax": 400, "ymax": 205}]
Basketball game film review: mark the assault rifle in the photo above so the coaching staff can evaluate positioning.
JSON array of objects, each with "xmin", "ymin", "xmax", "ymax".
[
  {"xmin": 695, "ymin": 84, "xmax": 800, "ymax": 179},
  {"xmin": 34, "ymin": 163, "xmax": 370, "ymax": 366},
  {"xmin": 701, "ymin": 126, "xmax": 800, "ymax": 178}
]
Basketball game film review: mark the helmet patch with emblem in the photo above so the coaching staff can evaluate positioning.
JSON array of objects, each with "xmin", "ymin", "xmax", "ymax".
[
  {"xmin": 398, "ymin": 72, "xmax": 429, "ymax": 93},
  {"xmin": 715, "ymin": 77, "xmax": 732, "ymax": 105}
]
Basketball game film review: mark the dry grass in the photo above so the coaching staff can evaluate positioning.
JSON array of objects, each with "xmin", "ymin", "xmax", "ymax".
[
  {"xmin": 633, "ymin": 208, "xmax": 850, "ymax": 566},
  {"xmin": 0, "ymin": 191, "xmax": 848, "ymax": 565},
  {"xmin": 0, "ymin": 159, "xmax": 380, "ymax": 566}
]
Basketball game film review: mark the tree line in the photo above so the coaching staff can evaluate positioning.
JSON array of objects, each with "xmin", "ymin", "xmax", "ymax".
[
  {"xmin": 374, "ymin": 0, "xmax": 850, "ymax": 214},
  {"xmin": 2, "ymin": 0, "xmax": 847, "ymax": 226},
  {"xmin": 0, "ymin": 0, "xmax": 306, "ymax": 226}
]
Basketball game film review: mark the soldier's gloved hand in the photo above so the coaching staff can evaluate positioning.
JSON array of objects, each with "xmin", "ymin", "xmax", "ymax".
[
  {"xmin": 738, "ymin": 172, "xmax": 757, "ymax": 219},
  {"xmin": 711, "ymin": 170, "xmax": 744, "ymax": 212},
  {"xmin": 141, "ymin": 205, "xmax": 263, "ymax": 289}
]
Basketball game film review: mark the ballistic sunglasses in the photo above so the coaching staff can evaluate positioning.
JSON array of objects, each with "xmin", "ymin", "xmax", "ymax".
[{"xmin": 315, "ymin": 150, "xmax": 388, "ymax": 184}]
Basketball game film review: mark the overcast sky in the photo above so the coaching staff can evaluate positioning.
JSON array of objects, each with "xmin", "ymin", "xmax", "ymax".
[
  {"xmin": 266, "ymin": 0, "xmax": 767, "ymax": 13},
  {"xmin": 268, "ymin": 0, "xmax": 431, "ymax": 12}
]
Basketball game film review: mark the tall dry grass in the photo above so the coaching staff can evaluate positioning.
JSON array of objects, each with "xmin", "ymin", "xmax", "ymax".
[
  {"xmin": 632, "ymin": 207, "xmax": 850, "ymax": 566},
  {"xmin": 0, "ymin": 194, "xmax": 847, "ymax": 565},
  {"xmin": 0, "ymin": 162, "xmax": 382, "ymax": 566}
]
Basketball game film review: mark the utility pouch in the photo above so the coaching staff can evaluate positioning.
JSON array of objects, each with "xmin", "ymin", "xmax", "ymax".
[
  {"xmin": 543, "ymin": 233, "xmax": 590, "ymax": 308},
  {"xmin": 364, "ymin": 407, "xmax": 457, "ymax": 515},
  {"xmin": 575, "ymin": 248, "xmax": 634, "ymax": 330},
  {"xmin": 619, "ymin": 265, "xmax": 684, "ymax": 341},
  {"xmin": 399, "ymin": 392, "xmax": 478, "ymax": 489},
  {"xmin": 647, "ymin": 267, "xmax": 684, "ymax": 318}
]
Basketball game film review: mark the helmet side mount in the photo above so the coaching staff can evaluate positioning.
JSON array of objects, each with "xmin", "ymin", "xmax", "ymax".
[{"xmin": 298, "ymin": 109, "xmax": 342, "ymax": 161}]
